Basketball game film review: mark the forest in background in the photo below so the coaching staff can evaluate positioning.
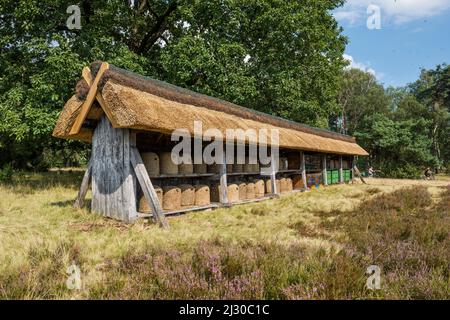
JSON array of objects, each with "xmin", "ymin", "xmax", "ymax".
[{"xmin": 0, "ymin": 0, "xmax": 449, "ymax": 179}]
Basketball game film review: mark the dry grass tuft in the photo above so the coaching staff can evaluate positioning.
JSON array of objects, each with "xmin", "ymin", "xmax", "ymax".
[{"xmin": 366, "ymin": 187, "xmax": 382, "ymax": 195}]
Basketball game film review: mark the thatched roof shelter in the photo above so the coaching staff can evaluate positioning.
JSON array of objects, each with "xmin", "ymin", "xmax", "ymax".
[
  {"xmin": 53, "ymin": 62, "xmax": 368, "ymax": 226},
  {"xmin": 53, "ymin": 61, "xmax": 368, "ymax": 156}
]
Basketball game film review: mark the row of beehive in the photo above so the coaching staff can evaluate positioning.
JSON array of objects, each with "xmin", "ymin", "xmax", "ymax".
[
  {"xmin": 141, "ymin": 152, "xmax": 301, "ymax": 176},
  {"xmin": 328, "ymin": 159, "xmax": 350, "ymax": 170},
  {"xmin": 138, "ymin": 176, "xmax": 304, "ymax": 213},
  {"xmin": 142, "ymin": 151, "xmax": 262, "ymax": 175},
  {"xmin": 326, "ymin": 169, "xmax": 351, "ymax": 184},
  {"xmin": 139, "ymin": 184, "xmax": 210, "ymax": 212}
]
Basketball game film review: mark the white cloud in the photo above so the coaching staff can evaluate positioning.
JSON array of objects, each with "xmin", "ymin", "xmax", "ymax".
[
  {"xmin": 333, "ymin": 10, "xmax": 361, "ymax": 25},
  {"xmin": 334, "ymin": 0, "xmax": 450, "ymax": 25},
  {"xmin": 343, "ymin": 54, "xmax": 379, "ymax": 78}
]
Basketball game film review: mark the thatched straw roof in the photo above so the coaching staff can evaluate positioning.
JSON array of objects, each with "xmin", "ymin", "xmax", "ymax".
[{"xmin": 53, "ymin": 62, "xmax": 368, "ymax": 156}]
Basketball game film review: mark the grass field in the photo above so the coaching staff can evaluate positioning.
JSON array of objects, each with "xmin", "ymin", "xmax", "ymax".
[{"xmin": 0, "ymin": 172, "xmax": 449, "ymax": 299}]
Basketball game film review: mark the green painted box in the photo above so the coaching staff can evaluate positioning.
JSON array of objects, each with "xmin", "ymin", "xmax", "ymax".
[
  {"xmin": 344, "ymin": 169, "xmax": 351, "ymax": 182},
  {"xmin": 331, "ymin": 170, "xmax": 339, "ymax": 184}
]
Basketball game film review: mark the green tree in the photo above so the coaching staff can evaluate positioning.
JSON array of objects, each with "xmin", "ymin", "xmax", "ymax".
[
  {"xmin": 336, "ymin": 68, "xmax": 443, "ymax": 178},
  {"xmin": 333, "ymin": 68, "xmax": 390, "ymax": 135},
  {"xmin": 355, "ymin": 114, "xmax": 436, "ymax": 178},
  {"xmin": 0, "ymin": 0, "xmax": 347, "ymax": 169},
  {"xmin": 409, "ymin": 65, "xmax": 450, "ymax": 170}
]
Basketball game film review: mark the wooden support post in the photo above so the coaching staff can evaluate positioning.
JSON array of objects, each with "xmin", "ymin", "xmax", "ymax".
[
  {"xmin": 129, "ymin": 135, "xmax": 168, "ymax": 228},
  {"xmin": 74, "ymin": 158, "xmax": 92, "ymax": 208},
  {"xmin": 322, "ymin": 154, "xmax": 328, "ymax": 186},
  {"xmin": 351, "ymin": 156, "xmax": 355, "ymax": 184},
  {"xmin": 270, "ymin": 151, "xmax": 278, "ymax": 195},
  {"xmin": 339, "ymin": 155, "xmax": 344, "ymax": 184},
  {"xmin": 300, "ymin": 151, "xmax": 307, "ymax": 189},
  {"xmin": 130, "ymin": 148, "xmax": 168, "ymax": 228},
  {"xmin": 91, "ymin": 116, "xmax": 137, "ymax": 223},
  {"xmin": 219, "ymin": 151, "xmax": 229, "ymax": 205}
]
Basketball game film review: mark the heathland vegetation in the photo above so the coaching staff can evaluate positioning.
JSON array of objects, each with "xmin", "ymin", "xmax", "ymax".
[{"xmin": 0, "ymin": 173, "xmax": 448, "ymax": 299}]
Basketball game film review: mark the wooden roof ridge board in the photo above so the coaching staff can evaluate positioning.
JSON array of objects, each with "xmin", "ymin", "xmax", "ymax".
[
  {"xmin": 90, "ymin": 61, "xmax": 355, "ymax": 143},
  {"xmin": 80, "ymin": 66, "xmax": 118, "ymax": 126},
  {"xmin": 69, "ymin": 62, "xmax": 109, "ymax": 135}
]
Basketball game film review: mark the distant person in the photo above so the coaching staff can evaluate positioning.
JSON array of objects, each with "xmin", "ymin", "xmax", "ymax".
[
  {"xmin": 368, "ymin": 166, "xmax": 374, "ymax": 178},
  {"xmin": 424, "ymin": 167, "xmax": 433, "ymax": 180}
]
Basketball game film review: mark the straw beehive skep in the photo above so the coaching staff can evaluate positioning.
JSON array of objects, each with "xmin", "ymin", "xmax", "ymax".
[
  {"xmin": 280, "ymin": 177, "xmax": 288, "ymax": 193},
  {"xmin": 179, "ymin": 184, "xmax": 195, "ymax": 206},
  {"xmin": 233, "ymin": 164, "xmax": 244, "ymax": 173},
  {"xmin": 207, "ymin": 164, "xmax": 222, "ymax": 174},
  {"xmin": 265, "ymin": 179, "xmax": 281, "ymax": 194},
  {"xmin": 162, "ymin": 186, "xmax": 181, "ymax": 211},
  {"xmin": 141, "ymin": 152, "xmax": 160, "ymax": 176},
  {"xmin": 194, "ymin": 163, "xmax": 208, "ymax": 174},
  {"xmin": 227, "ymin": 184, "xmax": 239, "ymax": 203},
  {"xmin": 286, "ymin": 177, "xmax": 293, "ymax": 192},
  {"xmin": 243, "ymin": 163, "xmax": 253, "ymax": 173},
  {"xmin": 254, "ymin": 179, "xmax": 265, "ymax": 198},
  {"xmin": 210, "ymin": 183, "xmax": 240, "ymax": 203},
  {"xmin": 138, "ymin": 186, "xmax": 163, "ymax": 213},
  {"xmin": 179, "ymin": 163, "xmax": 194, "ymax": 174},
  {"xmin": 238, "ymin": 182, "xmax": 247, "ymax": 200},
  {"xmin": 251, "ymin": 163, "xmax": 260, "ymax": 173},
  {"xmin": 195, "ymin": 185, "xmax": 210, "ymax": 206},
  {"xmin": 246, "ymin": 182, "xmax": 256, "ymax": 200},
  {"xmin": 160, "ymin": 152, "xmax": 178, "ymax": 175}
]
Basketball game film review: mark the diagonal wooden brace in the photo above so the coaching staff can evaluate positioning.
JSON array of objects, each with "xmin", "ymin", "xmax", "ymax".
[
  {"xmin": 69, "ymin": 62, "xmax": 109, "ymax": 135},
  {"xmin": 130, "ymin": 147, "xmax": 169, "ymax": 228},
  {"xmin": 74, "ymin": 158, "xmax": 92, "ymax": 208}
]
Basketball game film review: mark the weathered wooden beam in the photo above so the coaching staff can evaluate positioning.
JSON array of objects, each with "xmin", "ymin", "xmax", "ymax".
[
  {"xmin": 270, "ymin": 152, "xmax": 278, "ymax": 195},
  {"xmin": 351, "ymin": 156, "xmax": 355, "ymax": 184},
  {"xmin": 70, "ymin": 62, "xmax": 109, "ymax": 135},
  {"xmin": 353, "ymin": 164, "xmax": 367, "ymax": 184},
  {"xmin": 73, "ymin": 158, "xmax": 92, "ymax": 209},
  {"xmin": 81, "ymin": 66, "xmax": 117, "ymax": 125},
  {"xmin": 81, "ymin": 66, "xmax": 92, "ymax": 84},
  {"xmin": 339, "ymin": 155, "xmax": 344, "ymax": 183},
  {"xmin": 130, "ymin": 147, "xmax": 168, "ymax": 228},
  {"xmin": 219, "ymin": 151, "xmax": 229, "ymax": 205},
  {"xmin": 138, "ymin": 203, "xmax": 219, "ymax": 218},
  {"xmin": 300, "ymin": 151, "xmax": 307, "ymax": 189},
  {"xmin": 91, "ymin": 116, "xmax": 137, "ymax": 223},
  {"xmin": 322, "ymin": 154, "xmax": 328, "ymax": 186}
]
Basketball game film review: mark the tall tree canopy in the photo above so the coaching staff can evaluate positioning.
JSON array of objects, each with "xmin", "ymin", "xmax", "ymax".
[
  {"xmin": 336, "ymin": 65, "xmax": 450, "ymax": 178},
  {"xmin": 332, "ymin": 68, "xmax": 389, "ymax": 135},
  {"xmin": 0, "ymin": 0, "xmax": 347, "ymax": 169}
]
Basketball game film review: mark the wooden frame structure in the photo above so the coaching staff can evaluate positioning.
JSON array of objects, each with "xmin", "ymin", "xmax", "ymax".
[
  {"xmin": 72, "ymin": 118, "xmax": 317, "ymax": 227},
  {"xmin": 55, "ymin": 62, "xmax": 368, "ymax": 227}
]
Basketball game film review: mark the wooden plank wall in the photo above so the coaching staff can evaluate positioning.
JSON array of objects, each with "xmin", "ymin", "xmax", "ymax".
[{"xmin": 91, "ymin": 116, "xmax": 137, "ymax": 222}]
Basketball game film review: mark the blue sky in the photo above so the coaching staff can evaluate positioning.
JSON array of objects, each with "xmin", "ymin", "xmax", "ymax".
[{"xmin": 334, "ymin": 0, "xmax": 450, "ymax": 87}]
